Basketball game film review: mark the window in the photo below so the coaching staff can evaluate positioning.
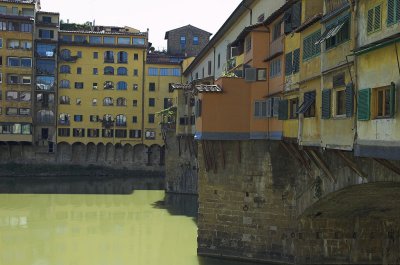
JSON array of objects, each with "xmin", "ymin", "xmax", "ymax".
[
  {"xmin": 116, "ymin": 81, "xmax": 127, "ymax": 90},
  {"xmin": 270, "ymin": 58, "xmax": 281, "ymax": 78},
  {"xmin": 133, "ymin": 38, "xmax": 145, "ymax": 45},
  {"xmin": 298, "ymin": 91, "xmax": 316, "ymax": 118},
  {"xmin": 132, "ymin": 116, "xmax": 138, "ymax": 123},
  {"xmin": 387, "ymin": 0, "xmax": 400, "ymax": 25},
  {"xmin": 6, "ymin": 107, "xmax": 18, "ymax": 115},
  {"xmin": 273, "ymin": 21, "xmax": 282, "ymax": 40},
  {"xmin": 8, "ymin": 39, "xmax": 19, "ymax": 49},
  {"xmin": 164, "ymin": 98, "xmax": 173, "ymax": 109},
  {"xmin": 74, "ymin": 35, "xmax": 86, "ymax": 43},
  {"xmin": 148, "ymin": 114, "xmax": 155, "ymax": 123},
  {"xmin": 134, "ymin": 53, "xmax": 139, "ymax": 60},
  {"xmin": 37, "ymin": 110, "xmax": 54, "ymax": 124},
  {"xmin": 289, "ymin": 98, "xmax": 299, "ymax": 119},
  {"xmin": 115, "ymin": 129, "xmax": 127, "ymax": 138},
  {"xmin": 208, "ymin": 61, "xmax": 212, "ymax": 75},
  {"xmin": 21, "ymin": 76, "xmax": 31, "ymax": 84},
  {"xmin": 116, "ymin": 97, "xmax": 127, "ymax": 106},
  {"xmin": 77, "ymin": 51, "xmax": 82, "ymax": 58},
  {"xmin": 74, "ymin": 82, "xmax": 84, "ymax": 89},
  {"xmin": 58, "ymin": 128, "xmax": 70, "ymax": 137},
  {"xmin": 117, "ymin": 67, "xmax": 128, "ymax": 76},
  {"xmin": 104, "ymin": 51, "xmax": 114, "ymax": 63},
  {"xmin": 303, "ymin": 30, "xmax": 321, "ymax": 60},
  {"xmin": 116, "ymin": 114, "xmax": 127, "ymax": 126},
  {"xmin": 149, "ymin": 82, "xmax": 156, "ymax": 91},
  {"xmin": 74, "ymin": 115, "xmax": 83, "ymax": 122},
  {"xmin": 60, "ymin": 35, "xmax": 72, "ymax": 43},
  {"xmin": 60, "ymin": 49, "xmax": 71, "ymax": 60},
  {"xmin": 36, "ymin": 43, "xmax": 56, "ymax": 58},
  {"xmin": 36, "ymin": 76, "xmax": 55, "ymax": 91},
  {"xmin": 90, "ymin": 115, "xmax": 99, "ymax": 122},
  {"xmin": 93, "ymin": 52, "xmax": 98, "ymax": 59},
  {"xmin": 102, "ymin": 129, "xmax": 114, "ymax": 138},
  {"xmin": 148, "ymin": 68, "xmax": 158, "ymax": 76},
  {"xmin": 118, "ymin": 37, "xmax": 131, "ymax": 45},
  {"xmin": 257, "ymin": 69, "xmax": 267, "ymax": 81},
  {"xmin": 133, "ymin": 100, "xmax": 138, "ymax": 107},
  {"xmin": 0, "ymin": 38, "xmax": 2, "ymax": 48},
  {"xmin": 180, "ymin": 36, "xmax": 186, "ymax": 48},
  {"xmin": 145, "ymin": 130, "xmax": 156, "ymax": 140},
  {"xmin": 245, "ymin": 36, "xmax": 252, "ymax": 52},
  {"xmin": 149, "ymin": 98, "xmax": 155, "ymax": 107},
  {"xmin": 92, "ymin": 99, "xmax": 97, "ymax": 106},
  {"xmin": 217, "ymin": 54, "xmax": 221, "ymax": 69},
  {"xmin": 133, "ymin": 84, "xmax": 138, "ymax": 91},
  {"xmin": 160, "ymin": 68, "xmax": 169, "ymax": 76},
  {"xmin": 134, "ymin": 69, "xmax": 138, "ymax": 76},
  {"xmin": 21, "ymin": 40, "xmax": 32, "ymax": 50},
  {"xmin": 87, "ymin": 129, "xmax": 100, "ymax": 138},
  {"xmin": 60, "ymin": 65, "xmax": 71, "ymax": 73},
  {"xmin": 375, "ymin": 85, "xmax": 396, "ymax": 118},
  {"xmin": 104, "ymin": 66, "xmax": 114, "ymax": 75},
  {"xmin": 367, "ymin": 4, "xmax": 382, "ymax": 33},
  {"xmin": 77, "ymin": 67, "xmax": 82, "ymax": 74},
  {"xmin": 89, "ymin": 36, "xmax": 101, "ymax": 44},
  {"xmin": 103, "ymin": 97, "xmax": 113, "ymax": 106},
  {"xmin": 6, "ymin": 91, "xmax": 18, "ymax": 101},
  {"xmin": 60, "ymin": 96, "xmax": 70, "ymax": 104},
  {"xmin": 193, "ymin": 36, "xmax": 199, "ymax": 45},
  {"xmin": 103, "ymin": 36, "xmax": 115, "ymax": 44},
  {"xmin": 172, "ymin": 68, "xmax": 181, "ymax": 76},
  {"xmin": 58, "ymin": 113, "xmax": 70, "ymax": 125},
  {"xmin": 325, "ymin": 16, "xmax": 350, "ymax": 50},
  {"xmin": 8, "ymin": 57, "xmax": 20, "ymax": 67},
  {"xmin": 21, "ymin": 58, "xmax": 31, "ymax": 67},
  {"xmin": 76, "ymin": 98, "xmax": 81, "ymax": 105},
  {"xmin": 336, "ymin": 89, "xmax": 346, "ymax": 116},
  {"xmin": 117, "ymin": 51, "xmax": 128, "ymax": 63},
  {"xmin": 285, "ymin": 49, "xmax": 300, "ymax": 75},
  {"xmin": 39, "ymin": 29, "xmax": 54, "ymax": 39},
  {"xmin": 42, "ymin": 16, "xmax": 52, "ymax": 23},
  {"xmin": 93, "ymin": 68, "xmax": 98, "ymax": 75},
  {"xmin": 104, "ymin": 81, "xmax": 114, "ymax": 90},
  {"xmin": 93, "ymin": 83, "xmax": 98, "ymax": 89},
  {"xmin": 60, "ymin": 80, "xmax": 70, "ymax": 88},
  {"xmin": 73, "ymin": 128, "xmax": 85, "ymax": 137},
  {"xmin": 129, "ymin": 130, "xmax": 141, "ymax": 138},
  {"xmin": 19, "ymin": 108, "xmax": 30, "ymax": 116}
]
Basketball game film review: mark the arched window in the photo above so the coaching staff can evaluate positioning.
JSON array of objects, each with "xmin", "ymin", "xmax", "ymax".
[
  {"xmin": 60, "ymin": 49, "xmax": 71, "ymax": 59},
  {"xmin": 60, "ymin": 65, "xmax": 71, "ymax": 73},
  {"xmin": 116, "ymin": 114, "xmax": 127, "ymax": 126},
  {"xmin": 117, "ymin": 81, "xmax": 127, "ymax": 90},
  {"xmin": 116, "ymin": 97, "xmax": 127, "ymax": 106},
  {"xmin": 104, "ymin": 51, "xmax": 114, "ymax": 63},
  {"xmin": 103, "ymin": 97, "xmax": 114, "ymax": 106},
  {"xmin": 59, "ymin": 96, "xmax": 70, "ymax": 104},
  {"xmin": 103, "ymin": 81, "xmax": 114, "ymax": 90},
  {"xmin": 117, "ymin": 67, "xmax": 127, "ymax": 76},
  {"xmin": 60, "ymin": 80, "xmax": 70, "ymax": 88},
  {"xmin": 117, "ymin": 51, "xmax": 128, "ymax": 63},
  {"xmin": 58, "ymin": 113, "xmax": 70, "ymax": 125},
  {"xmin": 104, "ymin": 66, "xmax": 114, "ymax": 75},
  {"xmin": 103, "ymin": 114, "xmax": 113, "ymax": 122},
  {"xmin": 37, "ymin": 110, "xmax": 54, "ymax": 124}
]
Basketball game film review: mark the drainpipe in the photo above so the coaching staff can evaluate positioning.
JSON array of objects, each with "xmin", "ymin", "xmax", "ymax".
[
  {"xmin": 243, "ymin": 4, "xmax": 253, "ymax": 25},
  {"xmin": 352, "ymin": 0, "xmax": 359, "ymax": 143},
  {"xmin": 213, "ymin": 46, "xmax": 216, "ymax": 82},
  {"xmin": 141, "ymin": 49, "xmax": 146, "ymax": 144}
]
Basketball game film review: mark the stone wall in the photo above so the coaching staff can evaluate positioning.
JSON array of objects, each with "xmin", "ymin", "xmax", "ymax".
[
  {"xmin": 165, "ymin": 132, "xmax": 198, "ymax": 194},
  {"xmin": 0, "ymin": 143, "xmax": 165, "ymax": 171},
  {"xmin": 197, "ymin": 140, "xmax": 298, "ymax": 263}
]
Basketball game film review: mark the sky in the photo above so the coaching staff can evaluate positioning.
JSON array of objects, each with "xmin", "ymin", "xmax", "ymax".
[{"xmin": 41, "ymin": 0, "xmax": 243, "ymax": 50}]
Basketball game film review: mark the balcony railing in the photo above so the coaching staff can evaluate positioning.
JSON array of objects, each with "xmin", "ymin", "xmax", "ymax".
[
  {"xmin": 104, "ymin": 58, "xmax": 114, "ymax": 63},
  {"xmin": 59, "ymin": 55, "xmax": 78, "ymax": 62},
  {"xmin": 58, "ymin": 120, "xmax": 70, "ymax": 126}
]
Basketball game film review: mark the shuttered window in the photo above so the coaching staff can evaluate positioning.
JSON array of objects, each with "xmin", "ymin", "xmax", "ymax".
[
  {"xmin": 298, "ymin": 91, "xmax": 316, "ymax": 118},
  {"xmin": 345, "ymin": 83, "xmax": 354, "ymax": 117},
  {"xmin": 367, "ymin": 4, "xmax": 382, "ymax": 34},
  {"xmin": 285, "ymin": 49, "xmax": 300, "ymax": 75},
  {"xmin": 358, "ymin": 88, "xmax": 371, "ymax": 121},
  {"xmin": 278, "ymin": 99, "xmax": 289, "ymax": 120},
  {"xmin": 322, "ymin": 89, "xmax": 331, "ymax": 119},
  {"xmin": 285, "ymin": 52, "xmax": 293, "ymax": 75},
  {"xmin": 293, "ymin": 49, "xmax": 300, "ymax": 73},
  {"xmin": 387, "ymin": 0, "xmax": 400, "ymax": 25},
  {"xmin": 375, "ymin": 83, "xmax": 396, "ymax": 118},
  {"xmin": 303, "ymin": 30, "xmax": 321, "ymax": 60}
]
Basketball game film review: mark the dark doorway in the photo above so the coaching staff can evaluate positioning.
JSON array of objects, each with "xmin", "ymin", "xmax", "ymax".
[{"xmin": 42, "ymin": 128, "xmax": 49, "ymax": 140}]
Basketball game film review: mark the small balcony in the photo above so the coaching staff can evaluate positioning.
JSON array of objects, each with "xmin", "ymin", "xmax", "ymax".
[
  {"xmin": 58, "ymin": 120, "xmax": 70, "ymax": 126},
  {"xmin": 269, "ymin": 35, "xmax": 284, "ymax": 58},
  {"xmin": 59, "ymin": 55, "xmax": 78, "ymax": 62},
  {"xmin": 104, "ymin": 57, "xmax": 114, "ymax": 63}
]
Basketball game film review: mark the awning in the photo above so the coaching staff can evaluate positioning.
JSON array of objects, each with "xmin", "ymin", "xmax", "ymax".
[
  {"xmin": 196, "ymin": 84, "xmax": 222, "ymax": 93},
  {"xmin": 314, "ymin": 22, "xmax": 344, "ymax": 45},
  {"xmin": 297, "ymin": 91, "xmax": 316, "ymax": 114}
]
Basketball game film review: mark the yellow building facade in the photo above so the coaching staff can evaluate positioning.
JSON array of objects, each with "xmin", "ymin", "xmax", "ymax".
[
  {"xmin": 0, "ymin": 0, "xmax": 38, "ymax": 142},
  {"xmin": 57, "ymin": 29, "xmax": 148, "ymax": 147}
]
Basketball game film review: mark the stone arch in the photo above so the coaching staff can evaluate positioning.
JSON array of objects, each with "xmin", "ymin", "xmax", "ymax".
[
  {"xmin": 86, "ymin": 142, "xmax": 97, "ymax": 162},
  {"xmin": 149, "ymin": 144, "xmax": 161, "ymax": 166},
  {"xmin": 133, "ymin": 144, "xmax": 147, "ymax": 166},
  {"xmin": 123, "ymin": 144, "xmax": 133, "ymax": 163},
  {"xmin": 114, "ymin": 143, "xmax": 123, "ymax": 164},
  {"xmin": 105, "ymin": 143, "xmax": 114, "ymax": 162},
  {"xmin": 96, "ymin": 143, "xmax": 106, "ymax": 162},
  {"xmin": 71, "ymin": 142, "xmax": 86, "ymax": 163},
  {"xmin": 57, "ymin": 142, "xmax": 72, "ymax": 162}
]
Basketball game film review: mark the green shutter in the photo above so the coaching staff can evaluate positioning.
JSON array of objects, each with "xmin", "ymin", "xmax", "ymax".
[
  {"xmin": 374, "ymin": 5, "xmax": 381, "ymax": 31},
  {"xmin": 293, "ymin": 49, "xmax": 300, "ymax": 73},
  {"xmin": 278, "ymin": 100, "xmax": 289, "ymax": 120},
  {"xmin": 388, "ymin": 0, "xmax": 395, "ymax": 24},
  {"xmin": 390, "ymin": 82, "xmax": 397, "ymax": 117},
  {"xmin": 367, "ymin": 8, "xmax": 374, "ymax": 33},
  {"xmin": 285, "ymin": 52, "xmax": 293, "ymax": 75},
  {"xmin": 358, "ymin": 88, "xmax": 371, "ymax": 121},
  {"xmin": 345, "ymin": 83, "xmax": 354, "ymax": 117},
  {"xmin": 396, "ymin": 0, "xmax": 400, "ymax": 22},
  {"xmin": 322, "ymin": 89, "xmax": 331, "ymax": 119}
]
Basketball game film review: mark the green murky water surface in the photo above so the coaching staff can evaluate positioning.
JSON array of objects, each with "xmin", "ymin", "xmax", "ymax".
[{"xmin": 0, "ymin": 190, "xmax": 251, "ymax": 265}]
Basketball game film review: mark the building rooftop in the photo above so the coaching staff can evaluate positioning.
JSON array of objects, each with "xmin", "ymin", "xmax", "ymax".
[{"xmin": 164, "ymin": 24, "xmax": 212, "ymax": 40}]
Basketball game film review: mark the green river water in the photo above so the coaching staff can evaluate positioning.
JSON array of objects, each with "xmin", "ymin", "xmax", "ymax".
[{"xmin": 0, "ymin": 190, "xmax": 253, "ymax": 265}]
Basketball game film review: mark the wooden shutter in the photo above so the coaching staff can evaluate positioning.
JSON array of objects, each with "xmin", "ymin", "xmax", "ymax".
[
  {"xmin": 374, "ymin": 5, "xmax": 381, "ymax": 31},
  {"xmin": 321, "ymin": 89, "xmax": 331, "ymax": 119},
  {"xmin": 390, "ymin": 82, "xmax": 397, "ymax": 117},
  {"xmin": 388, "ymin": 0, "xmax": 395, "ymax": 24},
  {"xmin": 367, "ymin": 8, "xmax": 374, "ymax": 33},
  {"xmin": 293, "ymin": 49, "xmax": 300, "ymax": 73},
  {"xmin": 278, "ymin": 99, "xmax": 288, "ymax": 120},
  {"xmin": 283, "ymin": 9, "xmax": 292, "ymax": 34},
  {"xmin": 357, "ymin": 88, "xmax": 371, "ymax": 121},
  {"xmin": 333, "ymin": 72, "xmax": 345, "ymax": 88},
  {"xmin": 345, "ymin": 83, "xmax": 354, "ymax": 117},
  {"xmin": 285, "ymin": 52, "xmax": 292, "ymax": 75}
]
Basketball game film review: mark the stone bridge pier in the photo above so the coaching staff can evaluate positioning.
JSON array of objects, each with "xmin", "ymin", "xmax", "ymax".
[{"xmin": 196, "ymin": 140, "xmax": 400, "ymax": 264}]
